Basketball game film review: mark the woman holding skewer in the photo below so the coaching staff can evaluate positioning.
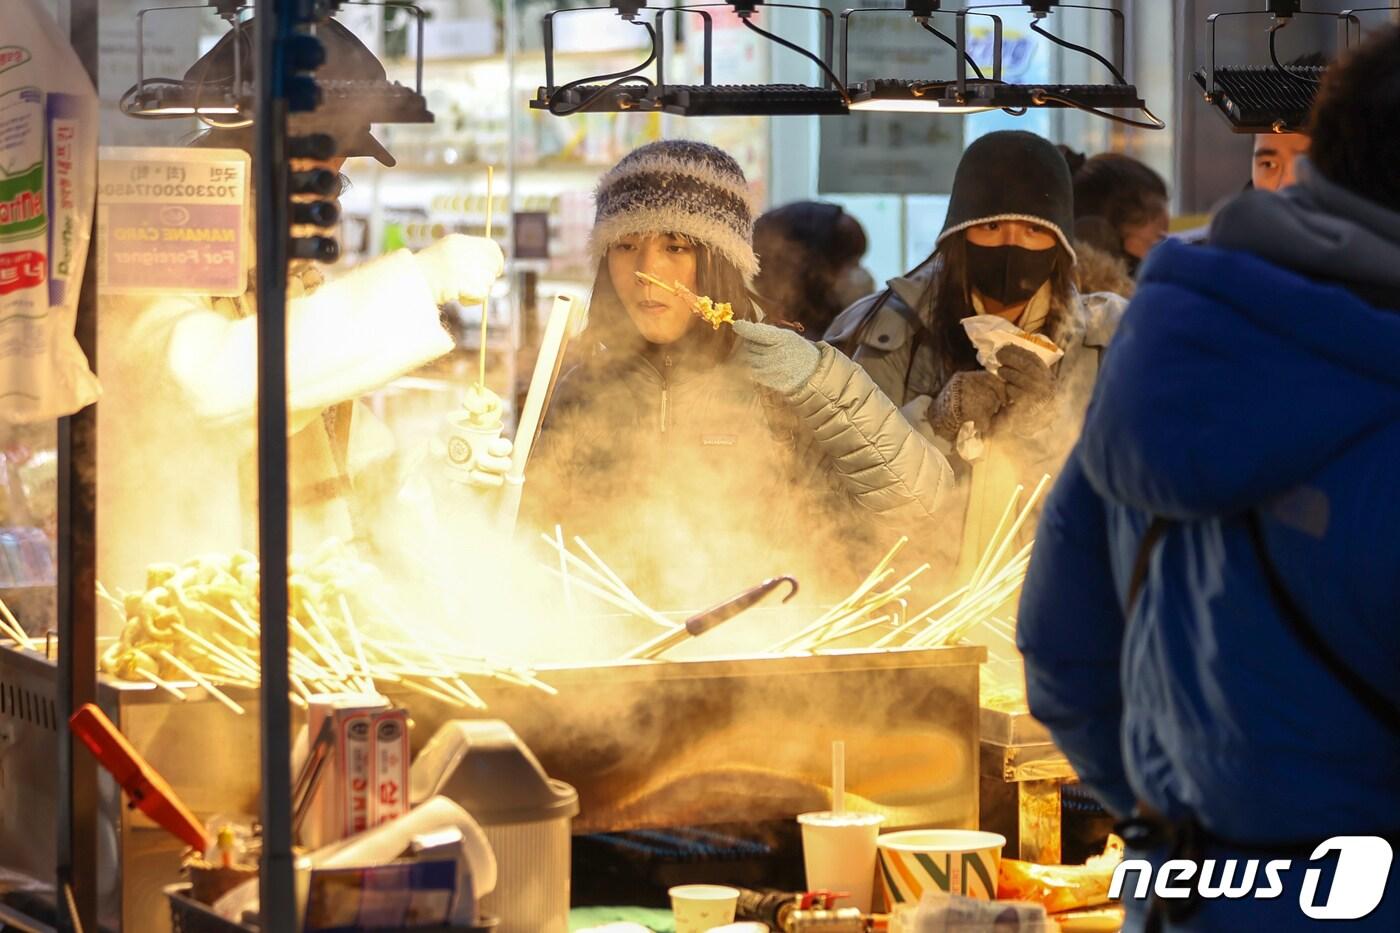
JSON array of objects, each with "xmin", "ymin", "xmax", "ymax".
[
  {"xmin": 826, "ymin": 131, "xmax": 1126, "ymax": 584},
  {"xmin": 521, "ymin": 140, "xmax": 952, "ymax": 609}
]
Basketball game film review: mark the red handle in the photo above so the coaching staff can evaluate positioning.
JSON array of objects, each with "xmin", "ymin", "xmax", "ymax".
[{"xmin": 70, "ymin": 703, "xmax": 210, "ymax": 852}]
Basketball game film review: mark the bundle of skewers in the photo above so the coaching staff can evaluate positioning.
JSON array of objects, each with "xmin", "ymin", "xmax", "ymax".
[
  {"xmin": 863, "ymin": 475, "xmax": 1050, "ymax": 651},
  {"xmin": 765, "ymin": 538, "xmax": 930, "ymax": 653},
  {"xmin": 0, "ymin": 597, "xmax": 36, "ymax": 654},
  {"xmin": 540, "ymin": 526, "xmax": 676, "ymax": 631},
  {"xmin": 542, "ymin": 475, "xmax": 1051, "ymax": 661},
  {"xmin": 97, "ymin": 540, "xmax": 553, "ymax": 716}
]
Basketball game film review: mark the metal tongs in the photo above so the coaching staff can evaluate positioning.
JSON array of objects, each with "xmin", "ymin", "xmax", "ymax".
[{"xmin": 626, "ymin": 576, "xmax": 799, "ymax": 660}]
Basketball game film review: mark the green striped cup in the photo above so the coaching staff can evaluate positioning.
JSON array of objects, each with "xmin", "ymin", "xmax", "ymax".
[{"xmin": 876, "ymin": 829, "xmax": 1006, "ymax": 906}]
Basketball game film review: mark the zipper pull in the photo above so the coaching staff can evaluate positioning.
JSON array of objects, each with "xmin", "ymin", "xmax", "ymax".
[{"xmin": 661, "ymin": 356, "xmax": 672, "ymax": 433}]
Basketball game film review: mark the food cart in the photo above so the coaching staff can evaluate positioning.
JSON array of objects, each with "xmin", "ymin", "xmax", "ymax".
[{"xmin": 0, "ymin": 1, "xmax": 1220, "ymax": 931}]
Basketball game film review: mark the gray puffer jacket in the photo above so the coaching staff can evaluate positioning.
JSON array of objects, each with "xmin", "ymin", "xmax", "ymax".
[
  {"xmin": 522, "ymin": 335, "xmax": 952, "ymax": 607},
  {"xmin": 825, "ymin": 260, "xmax": 1125, "ymax": 584}
]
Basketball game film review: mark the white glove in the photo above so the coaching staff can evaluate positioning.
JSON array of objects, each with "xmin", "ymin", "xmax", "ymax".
[{"xmin": 414, "ymin": 234, "xmax": 505, "ymax": 306}]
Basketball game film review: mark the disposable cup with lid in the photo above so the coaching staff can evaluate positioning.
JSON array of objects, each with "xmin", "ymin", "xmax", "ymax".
[{"xmin": 798, "ymin": 811, "xmax": 885, "ymax": 913}]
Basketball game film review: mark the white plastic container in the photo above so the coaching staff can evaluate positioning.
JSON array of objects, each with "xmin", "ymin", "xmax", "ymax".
[{"xmin": 412, "ymin": 720, "xmax": 579, "ymax": 933}]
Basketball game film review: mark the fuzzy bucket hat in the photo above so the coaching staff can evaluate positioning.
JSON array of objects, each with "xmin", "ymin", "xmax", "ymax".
[{"xmin": 590, "ymin": 140, "xmax": 759, "ymax": 282}]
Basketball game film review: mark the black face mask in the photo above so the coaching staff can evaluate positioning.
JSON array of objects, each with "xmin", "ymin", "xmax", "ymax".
[{"xmin": 965, "ymin": 243, "xmax": 1057, "ymax": 306}]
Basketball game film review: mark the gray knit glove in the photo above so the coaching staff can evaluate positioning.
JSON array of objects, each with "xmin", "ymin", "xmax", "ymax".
[
  {"xmin": 996, "ymin": 344, "xmax": 1056, "ymax": 433},
  {"xmin": 731, "ymin": 319, "xmax": 821, "ymax": 395},
  {"xmin": 928, "ymin": 370, "xmax": 1008, "ymax": 442}
]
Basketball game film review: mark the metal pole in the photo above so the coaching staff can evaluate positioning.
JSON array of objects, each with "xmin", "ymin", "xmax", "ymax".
[
  {"xmin": 254, "ymin": 2, "xmax": 296, "ymax": 931},
  {"xmin": 55, "ymin": 1, "xmax": 100, "ymax": 928}
]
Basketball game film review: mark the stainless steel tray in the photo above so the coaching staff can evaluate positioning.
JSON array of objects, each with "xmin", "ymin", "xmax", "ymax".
[
  {"xmin": 392, "ymin": 645, "xmax": 987, "ymax": 834},
  {"xmin": 980, "ymin": 705, "xmax": 1053, "ymax": 747},
  {"xmin": 3, "ymin": 641, "xmax": 985, "ymax": 930}
]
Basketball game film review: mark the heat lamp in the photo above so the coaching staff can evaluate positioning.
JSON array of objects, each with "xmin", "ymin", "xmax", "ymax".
[
  {"xmin": 121, "ymin": 0, "xmax": 432, "ymax": 126},
  {"xmin": 1194, "ymin": 0, "xmax": 1335, "ymax": 134},
  {"xmin": 935, "ymin": 1, "xmax": 1163, "ymax": 129},
  {"xmin": 841, "ymin": 2, "xmax": 1005, "ymax": 114},
  {"xmin": 530, "ymin": 0, "xmax": 849, "ymax": 117},
  {"xmin": 1338, "ymin": 2, "xmax": 1400, "ymax": 49}
]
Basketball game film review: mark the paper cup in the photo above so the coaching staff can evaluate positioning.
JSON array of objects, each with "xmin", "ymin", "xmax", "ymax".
[
  {"xmin": 876, "ymin": 829, "xmax": 1006, "ymax": 906},
  {"xmin": 669, "ymin": 884, "xmax": 739, "ymax": 933},
  {"xmin": 798, "ymin": 811, "xmax": 885, "ymax": 913},
  {"xmin": 445, "ymin": 421, "xmax": 504, "ymax": 482}
]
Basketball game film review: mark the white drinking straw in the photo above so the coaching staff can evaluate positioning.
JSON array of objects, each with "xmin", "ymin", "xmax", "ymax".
[{"xmin": 832, "ymin": 740, "xmax": 846, "ymax": 816}]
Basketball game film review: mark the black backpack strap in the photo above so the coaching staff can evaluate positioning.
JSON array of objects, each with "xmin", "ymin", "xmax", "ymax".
[
  {"xmin": 884, "ymin": 292, "xmax": 937, "ymax": 344},
  {"xmin": 1125, "ymin": 516, "xmax": 1173, "ymax": 616},
  {"xmin": 837, "ymin": 285, "xmax": 937, "ymax": 353},
  {"xmin": 1245, "ymin": 510, "xmax": 1400, "ymax": 738}
]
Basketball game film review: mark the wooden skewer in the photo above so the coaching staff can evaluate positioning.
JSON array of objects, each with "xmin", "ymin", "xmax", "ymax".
[
  {"xmin": 812, "ymin": 614, "xmax": 895, "ymax": 649},
  {"xmin": 136, "ymin": 668, "xmax": 188, "ymax": 701},
  {"xmin": 912, "ymin": 556, "xmax": 1030, "ymax": 647},
  {"xmin": 555, "ymin": 525, "xmax": 576, "ymax": 625},
  {"xmin": 572, "ymin": 536, "xmax": 651, "ymax": 615},
  {"xmin": 477, "ymin": 165, "xmax": 496, "ymax": 390},
  {"xmin": 873, "ymin": 585, "xmax": 972, "ymax": 648},
  {"xmin": 0, "ymin": 597, "xmax": 36, "ymax": 652},
  {"xmin": 769, "ymin": 560, "xmax": 899, "ymax": 652},
  {"xmin": 817, "ymin": 563, "xmax": 929, "ymax": 636},
  {"xmin": 542, "ymin": 537, "xmax": 673, "ymax": 629},
  {"xmin": 971, "ymin": 474, "xmax": 1050, "ymax": 592},
  {"xmin": 398, "ymin": 678, "xmax": 469, "ymax": 707},
  {"xmin": 230, "ymin": 601, "xmax": 261, "ymax": 630},
  {"xmin": 370, "ymin": 640, "xmax": 481, "ymax": 708},
  {"xmin": 290, "ymin": 673, "xmax": 315, "ymax": 703},
  {"xmin": 537, "ymin": 534, "xmax": 623, "ymax": 596},
  {"xmin": 495, "ymin": 669, "xmax": 558, "ymax": 695},
  {"xmin": 979, "ymin": 621, "xmax": 1019, "ymax": 646},
  {"xmin": 288, "ymin": 615, "xmax": 349, "ymax": 682},
  {"xmin": 869, "ymin": 536, "xmax": 909, "ymax": 581},
  {"xmin": 338, "ymin": 595, "xmax": 376, "ymax": 693},
  {"xmin": 212, "ymin": 632, "xmax": 260, "ymax": 668},
  {"xmin": 174, "ymin": 624, "xmax": 261, "ymax": 680},
  {"xmin": 159, "ymin": 650, "xmax": 246, "ymax": 715},
  {"xmin": 968, "ymin": 485, "xmax": 1024, "ymax": 589},
  {"xmin": 933, "ymin": 557, "xmax": 1029, "ymax": 635},
  {"xmin": 540, "ymin": 564, "xmax": 668, "ymax": 625},
  {"xmin": 432, "ymin": 675, "xmax": 486, "ymax": 710},
  {"xmin": 303, "ymin": 603, "xmax": 360, "ymax": 686},
  {"xmin": 634, "ymin": 271, "xmax": 681, "ymax": 295},
  {"xmin": 805, "ymin": 587, "xmax": 912, "ymax": 649},
  {"xmin": 204, "ymin": 603, "xmax": 259, "ymax": 639},
  {"xmin": 95, "ymin": 581, "xmax": 127, "ymax": 614}
]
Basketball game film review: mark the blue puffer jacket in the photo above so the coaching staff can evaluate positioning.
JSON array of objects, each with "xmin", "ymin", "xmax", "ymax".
[{"xmin": 1017, "ymin": 237, "xmax": 1400, "ymax": 930}]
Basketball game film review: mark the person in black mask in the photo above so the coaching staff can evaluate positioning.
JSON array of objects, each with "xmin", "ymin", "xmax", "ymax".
[{"xmin": 827, "ymin": 131, "xmax": 1126, "ymax": 585}]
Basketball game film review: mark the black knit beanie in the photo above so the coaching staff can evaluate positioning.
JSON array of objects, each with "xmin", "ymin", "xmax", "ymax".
[
  {"xmin": 938, "ymin": 130, "xmax": 1077, "ymax": 263},
  {"xmin": 591, "ymin": 140, "xmax": 759, "ymax": 283}
]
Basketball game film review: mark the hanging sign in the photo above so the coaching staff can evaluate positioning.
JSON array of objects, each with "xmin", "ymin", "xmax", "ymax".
[{"xmin": 96, "ymin": 146, "xmax": 250, "ymax": 296}]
